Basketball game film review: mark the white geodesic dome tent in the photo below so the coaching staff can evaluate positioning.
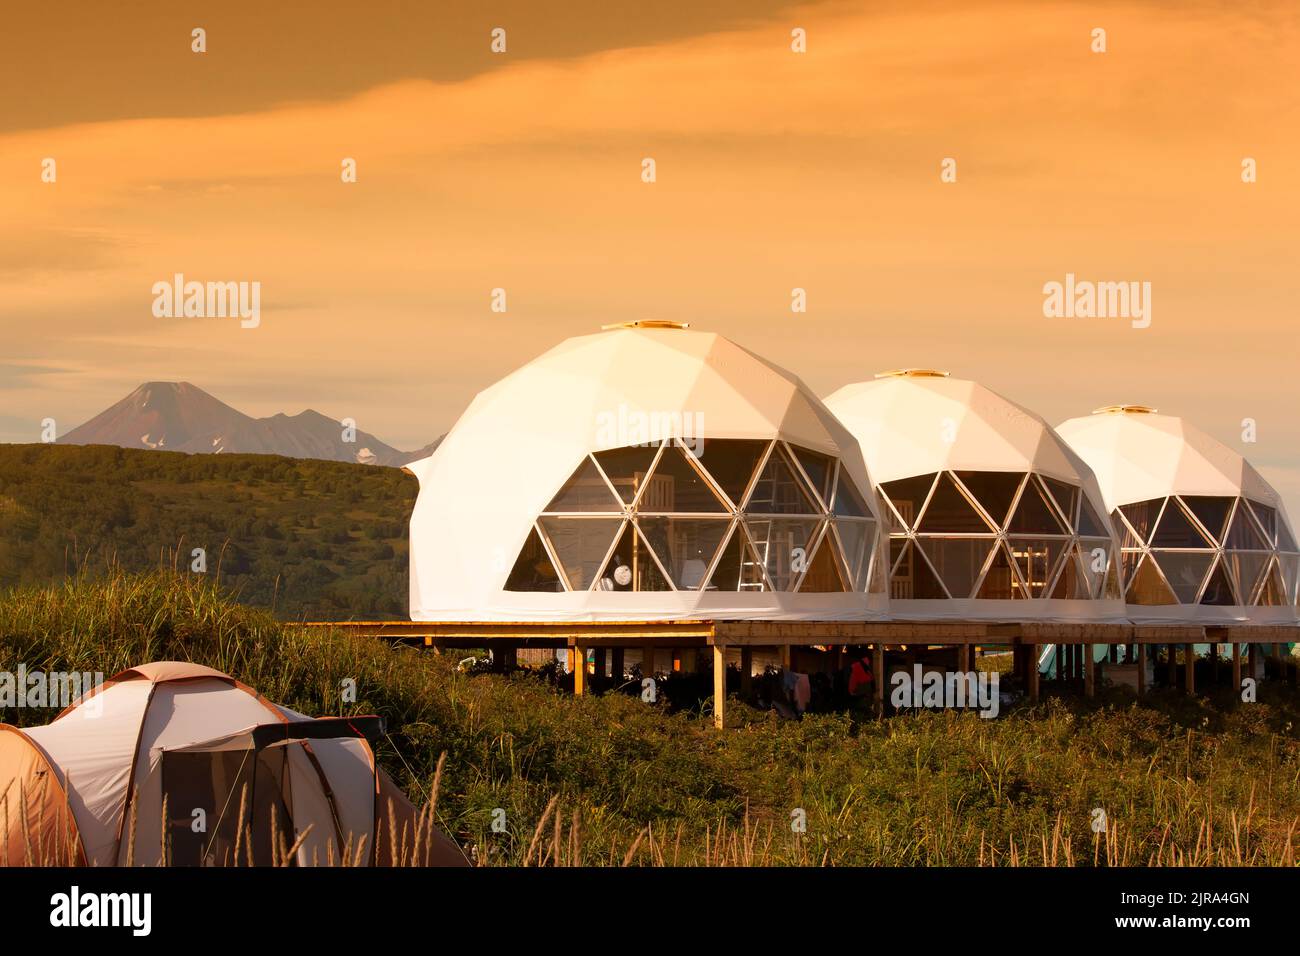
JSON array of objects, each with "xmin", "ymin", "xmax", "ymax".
[
  {"xmin": 404, "ymin": 323, "xmax": 887, "ymax": 621},
  {"xmin": 824, "ymin": 371, "xmax": 1127, "ymax": 622},
  {"xmin": 1057, "ymin": 406, "xmax": 1300, "ymax": 624}
]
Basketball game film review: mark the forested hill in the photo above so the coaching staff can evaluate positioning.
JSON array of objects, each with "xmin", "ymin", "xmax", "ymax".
[{"xmin": 0, "ymin": 444, "xmax": 416, "ymax": 619}]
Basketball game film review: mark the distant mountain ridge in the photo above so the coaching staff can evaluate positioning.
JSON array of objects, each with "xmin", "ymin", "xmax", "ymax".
[{"xmin": 60, "ymin": 382, "xmax": 440, "ymax": 466}]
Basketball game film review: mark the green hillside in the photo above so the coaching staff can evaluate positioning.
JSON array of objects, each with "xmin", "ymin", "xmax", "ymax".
[{"xmin": 0, "ymin": 443, "xmax": 415, "ymax": 619}]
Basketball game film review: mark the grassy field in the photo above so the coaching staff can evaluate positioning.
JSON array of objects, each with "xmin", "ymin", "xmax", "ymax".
[{"xmin": 2, "ymin": 570, "xmax": 1298, "ymax": 866}]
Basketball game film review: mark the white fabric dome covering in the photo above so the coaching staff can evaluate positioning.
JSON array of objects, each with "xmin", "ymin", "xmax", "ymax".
[
  {"xmin": 1057, "ymin": 407, "xmax": 1300, "ymax": 624},
  {"xmin": 824, "ymin": 372, "xmax": 1127, "ymax": 623},
  {"xmin": 405, "ymin": 324, "xmax": 887, "ymax": 621}
]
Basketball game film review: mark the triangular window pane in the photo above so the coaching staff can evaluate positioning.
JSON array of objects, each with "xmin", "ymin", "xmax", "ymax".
[
  {"xmin": 1041, "ymin": 477, "xmax": 1080, "ymax": 531},
  {"xmin": 1050, "ymin": 548, "xmax": 1090, "ymax": 600},
  {"xmin": 1224, "ymin": 501, "xmax": 1267, "ymax": 550},
  {"xmin": 1279, "ymin": 521, "xmax": 1298, "ymax": 553},
  {"xmin": 1151, "ymin": 499, "xmax": 1211, "ymax": 548},
  {"xmin": 744, "ymin": 517, "xmax": 823, "ymax": 590},
  {"xmin": 1199, "ymin": 557, "xmax": 1238, "ymax": 606},
  {"xmin": 538, "ymin": 517, "xmax": 624, "ymax": 591},
  {"xmin": 640, "ymin": 445, "xmax": 726, "ymax": 513},
  {"xmin": 1103, "ymin": 560, "xmax": 1122, "ymax": 600},
  {"xmin": 544, "ymin": 457, "xmax": 621, "ymax": 512},
  {"xmin": 745, "ymin": 447, "xmax": 819, "ymax": 514},
  {"xmin": 1008, "ymin": 537, "xmax": 1073, "ymax": 598},
  {"xmin": 797, "ymin": 530, "xmax": 849, "ymax": 593},
  {"xmin": 1077, "ymin": 497, "xmax": 1109, "ymax": 537},
  {"xmin": 890, "ymin": 540, "xmax": 947, "ymax": 599},
  {"xmin": 921, "ymin": 537, "xmax": 996, "ymax": 600},
  {"xmin": 1225, "ymin": 550, "xmax": 1269, "ymax": 604},
  {"xmin": 832, "ymin": 519, "xmax": 873, "ymax": 592},
  {"xmin": 637, "ymin": 517, "xmax": 731, "ymax": 591},
  {"xmin": 1246, "ymin": 500, "xmax": 1279, "ymax": 547},
  {"xmin": 707, "ymin": 523, "xmax": 767, "ymax": 592},
  {"xmin": 954, "ymin": 472, "xmax": 1022, "ymax": 529},
  {"xmin": 1119, "ymin": 498, "xmax": 1164, "ymax": 546},
  {"xmin": 831, "ymin": 469, "xmax": 871, "ymax": 517},
  {"xmin": 1181, "ymin": 496, "xmax": 1232, "ymax": 545},
  {"xmin": 1078, "ymin": 539, "xmax": 1112, "ymax": 598},
  {"xmin": 593, "ymin": 445, "xmax": 661, "ymax": 506},
  {"xmin": 690, "ymin": 439, "xmax": 768, "ymax": 509},
  {"xmin": 1255, "ymin": 559, "xmax": 1285, "ymax": 607},
  {"xmin": 505, "ymin": 527, "xmax": 565, "ymax": 592},
  {"xmin": 1278, "ymin": 554, "xmax": 1300, "ymax": 605},
  {"xmin": 1008, "ymin": 477, "xmax": 1067, "ymax": 534},
  {"xmin": 789, "ymin": 445, "xmax": 835, "ymax": 507},
  {"xmin": 1151, "ymin": 551, "xmax": 1215, "ymax": 604},
  {"xmin": 879, "ymin": 474, "xmax": 937, "ymax": 531},
  {"xmin": 975, "ymin": 543, "xmax": 1022, "ymax": 600},
  {"xmin": 594, "ymin": 521, "xmax": 671, "ymax": 592},
  {"xmin": 918, "ymin": 473, "xmax": 993, "ymax": 534},
  {"xmin": 1125, "ymin": 554, "xmax": 1176, "ymax": 605}
]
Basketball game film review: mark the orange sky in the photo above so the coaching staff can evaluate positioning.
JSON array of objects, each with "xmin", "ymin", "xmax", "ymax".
[{"xmin": 2, "ymin": 0, "xmax": 1298, "ymax": 512}]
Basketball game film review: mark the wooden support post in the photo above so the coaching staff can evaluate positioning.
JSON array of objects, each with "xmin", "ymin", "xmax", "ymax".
[
  {"xmin": 779, "ymin": 643, "xmax": 792, "ymax": 670},
  {"xmin": 611, "ymin": 647, "xmax": 625, "ymax": 681},
  {"xmin": 1231, "ymin": 642, "xmax": 1241, "ymax": 694},
  {"xmin": 573, "ymin": 647, "xmax": 587, "ymax": 696},
  {"xmin": 1137, "ymin": 643, "xmax": 1147, "ymax": 696},
  {"xmin": 1184, "ymin": 643, "xmax": 1195, "ymax": 696},
  {"xmin": 1248, "ymin": 642, "xmax": 1258, "ymax": 683},
  {"xmin": 1028, "ymin": 643, "xmax": 1040, "ymax": 702},
  {"xmin": 1208, "ymin": 643, "xmax": 1218, "ymax": 684},
  {"xmin": 680, "ymin": 648, "xmax": 698, "ymax": 673},
  {"xmin": 593, "ymin": 647, "xmax": 607, "ymax": 680},
  {"xmin": 873, "ymin": 642, "xmax": 885, "ymax": 717},
  {"xmin": 642, "ymin": 645, "xmax": 656, "ymax": 679},
  {"xmin": 1083, "ymin": 644, "xmax": 1094, "ymax": 698},
  {"xmin": 1168, "ymin": 644, "xmax": 1178, "ymax": 689},
  {"xmin": 502, "ymin": 646, "xmax": 517, "ymax": 671},
  {"xmin": 713, "ymin": 644, "xmax": 726, "ymax": 730},
  {"xmin": 740, "ymin": 647, "xmax": 753, "ymax": 699}
]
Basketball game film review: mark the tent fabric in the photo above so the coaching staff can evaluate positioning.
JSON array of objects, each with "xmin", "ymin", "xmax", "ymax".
[
  {"xmin": 5, "ymin": 662, "xmax": 469, "ymax": 867},
  {"xmin": 824, "ymin": 373, "xmax": 1129, "ymax": 623},
  {"xmin": 0, "ymin": 725, "xmax": 83, "ymax": 866},
  {"xmin": 1058, "ymin": 408, "xmax": 1300, "ymax": 624},
  {"xmin": 406, "ymin": 325, "xmax": 888, "ymax": 621}
]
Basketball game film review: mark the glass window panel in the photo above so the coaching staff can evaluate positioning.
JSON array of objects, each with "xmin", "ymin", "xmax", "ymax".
[
  {"xmin": 1199, "ymin": 557, "xmax": 1238, "ymax": 606},
  {"xmin": 955, "ymin": 471, "xmax": 1024, "ymax": 529},
  {"xmin": 1246, "ymin": 500, "xmax": 1279, "ymax": 547},
  {"xmin": 1225, "ymin": 501, "xmax": 1267, "ymax": 550},
  {"xmin": 918, "ymin": 472, "xmax": 993, "ymax": 533},
  {"xmin": 975, "ymin": 543, "xmax": 1022, "ymax": 600},
  {"xmin": 1008, "ymin": 478, "xmax": 1067, "ymax": 534},
  {"xmin": 880, "ymin": 493, "xmax": 908, "ymax": 533},
  {"xmin": 595, "ymin": 522, "xmax": 671, "ymax": 592},
  {"xmin": 1115, "ymin": 511, "xmax": 1144, "ymax": 551},
  {"xmin": 1180, "ymin": 495, "xmax": 1233, "ymax": 545},
  {"xmin": 537, "ymin": 517, "xmax": 623, "ymax": 591},
  {"xmin": 1150, "ymin": 551, "xmax": 1215, "ymax": 604},
  {"xmin": 640, "ymin": 445, "xmax": 726, "ymax": 513},
  {"xmin": 689, "ymin": 439, "xmax": 768, "ymax": 509},
  {"xmin": 890, "ymin": 540, "xmax": 948, "ymax": 599},
  {"xmin": 637, "ymin": 517, "xmax": 732, "ymax": 591},
  {"xmin": 1008, "ymin": 537, "xmax": 1071, "ymax": 597},
  {"xmin": 1041, "ymin": 477, "xmax": 1080, "ymax": 531},
  {"xmin": 1104, "ymin": 561, "xmax": 1122, "ymax": 600},
  {"xmin": 1255, "ymin": 560, "xmax": 1285, "ymax": 606},
  {"xmin": 1279, "ymin": 521, "xmax": 1298, "ymax": 554},
  {"xmin": 831, "ymin": 469, "xmax": 870, "ymax": 517},
  {"xmin": 1150, "ymin": 499, "xmax": 1211, "ymax": 548},
  {"xmin": 1077, "ymin": 496, "xmax": 1109, "ymax": 537},
  {"xmin": 788, "ymin": 444, "xmax": 835, "ymax": 506},
  {"xmin": 1125, "ymin": 555, "xmax": 1176, "ymax": 605},
  {"xmin": 1078, "ymin": 538, "xmax": 1112, "ymax": 599},
  {"xmin": 798, "ymin": 531, "xmax": 848, "ymax": 592},
  {"xmin": 505, "ymin": 527, "xmax": 565, "ymax": 592},
  {"xmin": 543, "ymin": 456, "xmax": 621, "ymax": 512},
  {"xmin": 706, "ymin": 523, "xmax": 767, "ymax": 591},
  {"xmin": 920, "ymin": 537, "xmax": 995, "ymax": 599},
  {"xmin": 1119, "ymin": 497, "xmax": 1164, "ymax": 545},
  {"xmin": 832, "ymin": 518, "xmax": 874, "ymax": 592},
  {"xmin": 745, "ymin": 517, "xmax": 823, "ymax": 590},
  {"xmin": 1278, "ymin": 553, "xmax": 1300, "ymax": 605},
  {"xmin": 1120, "ymin": 548, "xmax": 1143, "ymax": 587},
  {"xmin": 879, "ymin": 474, "xmax": 938, "ymax": 531},
  {"xmin": 1050, "ymin": 549, "xmax": 1090, "ymax": 600},
  {"xmin": 746, "ymin": 447, "xmax": 819, "ymax": 514},
  {"xmin": 592, "ymin": 445, "xmax": 661, "ymax": 506}
]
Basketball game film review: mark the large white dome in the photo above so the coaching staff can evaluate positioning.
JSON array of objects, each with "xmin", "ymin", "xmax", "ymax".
[
  {"xmin": 405, "ymin": 324, "xmax": 887, "ymax": 621},
  {"xmin": 825, "ymin": 371, "xmax": 1126, "ymax": 622},
  {"xmin": 1058, "ymin": 407, "xmax": 1300, "ymax": 623}
]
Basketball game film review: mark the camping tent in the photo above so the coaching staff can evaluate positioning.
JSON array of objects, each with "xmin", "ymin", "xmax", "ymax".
[
  {"xmin": 0, "ymin": 661, "xmax": 467, "ymax": 867},
  {"xmin": 404, "ymin": 322, "xmax": 888, "ymax": 621},
  {"xmin": 824, "ymin": 371, "xmax": 1126, "ymax": 622},
  {"xmin": 1057, "ymin": 406, "xmax": 1300, "ymax": 623}
]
